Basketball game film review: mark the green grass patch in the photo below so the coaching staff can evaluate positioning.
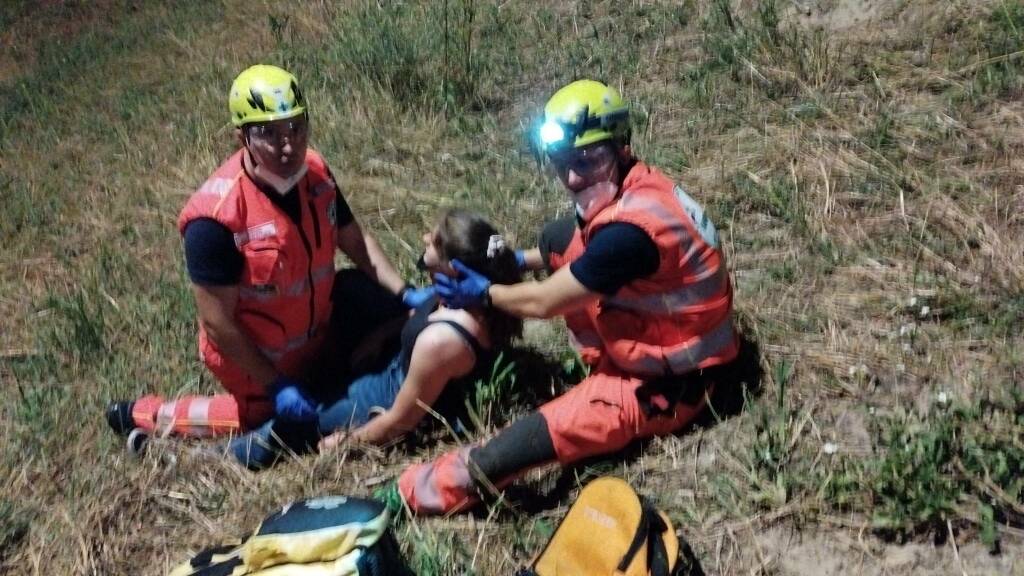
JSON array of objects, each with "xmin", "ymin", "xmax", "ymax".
[
  {"xmin": 3, "ymin": 0, "xmax": 1024, "ymax": 572},
  {"xmin": 865, "ymin": 396, "xmax": 1024, "ymax": 547},
  {"xmin": 0, "ymin": 500, "xmax": 31, "ymax": 565},
  {"xmin": 962, "ymin": 1, "xmax": 1024, "ymax": 99}
]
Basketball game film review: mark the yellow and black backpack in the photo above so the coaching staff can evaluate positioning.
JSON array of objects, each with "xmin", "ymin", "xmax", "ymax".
[
  {"xmin": 517, "ymin": 476, "xmax": 703, "ymax": 576},
  {"xmin": 168, "ymin": 496, "xmax": 411, "ymax": 576}
]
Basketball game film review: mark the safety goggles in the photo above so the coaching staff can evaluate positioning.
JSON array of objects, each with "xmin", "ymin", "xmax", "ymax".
[
  {"xmin": 547, "ymin": 142, "xmax": 617, "ymax": 178},
  {"xmin": 246, "ymin": 116, "xmax": 309, "ymax": 145},
  {"xmin": 537, "ymin": 105, "xmax": 628, "ymax": 153}
]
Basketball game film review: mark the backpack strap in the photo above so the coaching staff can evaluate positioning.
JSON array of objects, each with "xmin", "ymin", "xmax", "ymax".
[
  {"xmin": 616, "ymin": 499, "xmax": 666, "ymax": 575},
  {"xmin": 191, "ymin": 558, "xmax": 245, "ymax": 576},
  {"xmin": 190, "ymin": 543, "xmax": 241, "ymax": 567},
  {"xmin": 173, "ymin": 542, "xmax": 247, "ymax": 576},
  {"xmin": 675, "ymin": 532, "xmax": 706, "ymax": 576},
  {"xmin": 645, "ymin": 506, "xmax": 671, "ymax": 576},
  {"xmin": 615, "ymin": 499, "xmax": 684, "ymax": 576}
]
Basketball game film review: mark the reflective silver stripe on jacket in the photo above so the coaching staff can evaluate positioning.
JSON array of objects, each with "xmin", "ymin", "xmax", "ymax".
[
  {"xmin": 259, "ymin": 327, "xmax": 324, "ymax": 361},
  {"xmin": 610, "ymin": 315, "xmax": 736, "ymax": 376},
  {"xmin": 232, "ymin": 221, "xmax": 278, "ymax": 249},
  {"xmin": 239, "ymin": 263, "xmax": 335, "ymax": 302},
  {"xmin": 604, "ymin": 265, "xmax": 728, "ymax": 314}
]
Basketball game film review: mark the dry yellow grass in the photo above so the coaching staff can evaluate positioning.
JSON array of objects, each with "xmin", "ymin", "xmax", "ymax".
[{"xmin": 1, "ymin": 1, "xmax": 1022, "ymax": 574}]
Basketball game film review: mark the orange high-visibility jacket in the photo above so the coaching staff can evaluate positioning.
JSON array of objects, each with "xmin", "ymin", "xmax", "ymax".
[
  {"xmin": 178, "ymin": 149, "xmax": 338, "ymax": 379},
  {"xmin": 563, "ymin": 162, "xmax": 738, "ymax": 376}
]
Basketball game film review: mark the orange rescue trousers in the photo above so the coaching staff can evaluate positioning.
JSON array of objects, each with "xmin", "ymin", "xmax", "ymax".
[{"xmin": 399, "ymin": 363, "xmax": 724, "ymax": 516}]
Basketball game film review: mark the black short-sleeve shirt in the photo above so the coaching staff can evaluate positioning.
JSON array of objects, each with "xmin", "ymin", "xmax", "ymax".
[{"xmin": 538, "ymin": 216, "xmax": 660, "ymax": 295}]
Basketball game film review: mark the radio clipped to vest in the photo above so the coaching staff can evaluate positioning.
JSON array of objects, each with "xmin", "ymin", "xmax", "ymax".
[
  {"xmin": 168, "ymin": 496, "xmax": 411, "ymax": 576},
  {"xmin": 516, "ymin": 477, "xmax": 703, "ymax": 576}
]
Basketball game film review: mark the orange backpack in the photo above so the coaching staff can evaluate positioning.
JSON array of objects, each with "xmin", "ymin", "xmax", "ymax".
[{"xmin": 517, "ymin": 477, "xmax": 703, "ymax": 576}]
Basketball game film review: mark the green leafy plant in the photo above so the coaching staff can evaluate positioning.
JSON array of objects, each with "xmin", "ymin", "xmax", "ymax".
[
  {"xmin": 465, "ymin": 352, "xmax": 519, "ymax": 432},
  {"xmin": 869, "ymin": 410, "xmax": 961, "ymax": 538}
]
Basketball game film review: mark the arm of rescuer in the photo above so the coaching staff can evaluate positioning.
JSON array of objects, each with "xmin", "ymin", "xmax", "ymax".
[
  {"xmin": 489, "ymin": 267, "xmax": 596, "ymax": 319},
  {"xmin": 184, "ymin": 218, "xmax": 280, "ymax": 391},
  {"xmin": 336, "ymin": 219, "xmax": 407, "ymax": 296},
  {"xmin": 193, "ymin": 283, "xmax": 278, "ymax": 388},
  {"xmin": 442, "ymin": 222, "xmax": 661, "ymax": 319},
  {"xmin": 515, "ymin": 247, "xmax": 546, "ymax": 272},
  {"xmin": 320, "ymin": 323, "xmax": 475, "ymax": 447}
]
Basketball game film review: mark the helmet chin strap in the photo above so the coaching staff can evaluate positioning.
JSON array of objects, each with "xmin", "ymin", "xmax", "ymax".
[{"xmin": 243, "ymin": 145, "xmax": 307, "ymax": 196}]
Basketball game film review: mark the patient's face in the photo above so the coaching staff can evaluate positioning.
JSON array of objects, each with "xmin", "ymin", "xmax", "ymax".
[{"xmin": 421, "ymin": 228, "xmax": 449, "ymax": 275}]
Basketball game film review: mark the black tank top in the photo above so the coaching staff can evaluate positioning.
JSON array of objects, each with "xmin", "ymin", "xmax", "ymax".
[{"xmin": 399, "ymin": 295, "xmax": 496, "ymax": 424}]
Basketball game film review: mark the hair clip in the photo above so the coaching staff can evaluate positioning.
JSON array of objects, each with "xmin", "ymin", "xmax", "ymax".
[{"xmin": 487, "ymin": 234, "xmax": 506, "ymax": 259}]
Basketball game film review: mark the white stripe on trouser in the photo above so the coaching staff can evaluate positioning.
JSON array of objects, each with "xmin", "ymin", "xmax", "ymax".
[
  {"xmin": 156, "ymin": 401, "xmax": 177, "ymax": 436},
  {"xmin": 187, "ymin": 397, "xmax": 213, "ymax": 436}
]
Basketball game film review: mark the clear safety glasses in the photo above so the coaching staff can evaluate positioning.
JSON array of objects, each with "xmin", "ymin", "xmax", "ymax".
[
  {"xmin": 547, "ymin": 143, "xmax": 617, "ymax": 178},
  {"xmin": 247, "ymin": 117, "xmax": 309, "ymax": 146}
]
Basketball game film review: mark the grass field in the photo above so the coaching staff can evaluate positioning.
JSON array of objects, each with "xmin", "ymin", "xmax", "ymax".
[{"xmin": 1, "ymin": 0, "xmax": 1023, "ymax": 574}]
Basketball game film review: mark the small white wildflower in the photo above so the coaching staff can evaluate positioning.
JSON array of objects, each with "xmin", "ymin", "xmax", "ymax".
[
  {"xmin": 899, "ymin": 323, "xmax": 916, "ymax": 336},
  {"xmin": 909, "ymin": 296, "xmax": 918, "ymax": 307},
  {"xmin": 919, "ymin": 305, "xmax": 931, "ymax": 318},
  {"xmin": 823, "ymin": 442, "xmax": 838, "ymax": 455},
  {"xmin": 937, "ymin": 391, "xmax": 949, "ymax": 405},
  {"xmin": 868, "ymin": 406, "xmax": 876, "ymax": 415},
  {"xmin": 848, "ymin": 365, "xmax": 857, "ymax": 376}
]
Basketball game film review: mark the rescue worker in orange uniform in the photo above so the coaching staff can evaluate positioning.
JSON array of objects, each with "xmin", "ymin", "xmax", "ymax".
[
  {"xmin": 398, "ymin": 80, "xmax": 739, "ymax": 515},
  {"xmin": 105, "ymin": 65, "xmax": 430, "ymax": 451}
]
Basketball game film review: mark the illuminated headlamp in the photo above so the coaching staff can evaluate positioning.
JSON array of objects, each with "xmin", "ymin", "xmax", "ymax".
[
  {"xmin": 539, "ymin": 121, "xmax": 566, "ymax": 147},
  {"xmin": 538, "ymin": 105, "xmax": 628, "ymax": 153}
]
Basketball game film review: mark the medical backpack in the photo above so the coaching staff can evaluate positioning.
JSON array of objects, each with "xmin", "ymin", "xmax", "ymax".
[
  {"xmin": 516, "ymin": 476, "xmax": 704, "ymax": 576},
  {"xmin": 167, "ymin": 496, "xmax": 412, "ymax": 576}
]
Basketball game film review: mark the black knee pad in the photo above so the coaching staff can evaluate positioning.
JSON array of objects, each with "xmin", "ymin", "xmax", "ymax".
[{"xmin": 468, "ymin": 412, "xmax": 557, "ymax": 482}]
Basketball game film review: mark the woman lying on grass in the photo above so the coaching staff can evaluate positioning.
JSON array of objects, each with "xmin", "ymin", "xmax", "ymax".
[{"xmin": 231, "ymin": 209, "xmax": 522, "ymax": 468}]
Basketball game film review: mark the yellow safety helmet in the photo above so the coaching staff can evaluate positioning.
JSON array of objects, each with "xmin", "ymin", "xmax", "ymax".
[
  {"xmin": 538, "ymin": 79, "xmax": 630, "ymax": 154},
  {"xmin": 228, "ymin": 64, "xmax": 306, "ymax": 128}
]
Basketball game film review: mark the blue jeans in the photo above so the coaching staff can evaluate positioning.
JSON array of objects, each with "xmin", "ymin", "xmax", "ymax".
[
  {"xmin": 318, "ymin": 354, "xmax": 406, "ymax": 433},
  {"xmin": 229, "ymin": 356, "xmax": 406, "ymax": 470}
]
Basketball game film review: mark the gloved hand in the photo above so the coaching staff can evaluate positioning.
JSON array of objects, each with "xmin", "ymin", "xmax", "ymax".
[
  {"xmin": 400, "ymin": 284, "xmax": 436, "ymax": 309},
  {"xmin": 433, "ymin": 259, "xmax": 492, "ymax": 309},
  {"xmin": 514, "ymin": 250, "xmax": 528, "ymax": 270},
  {"xmin": 269, "ymin": 375, "xmax": 317, "ymax": 422}
]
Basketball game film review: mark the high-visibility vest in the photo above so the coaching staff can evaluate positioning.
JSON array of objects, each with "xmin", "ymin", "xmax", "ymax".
[
  {"xmin": 547, "ymin": 230, "xmax": 604, "ymax": 368},
  {"xmin": 178, "ymin": 148, "xmax": 338, "ymax": 379},
  {"xmin": 569, "ymin": 162, "xmax": 738, "ymax": 376}
]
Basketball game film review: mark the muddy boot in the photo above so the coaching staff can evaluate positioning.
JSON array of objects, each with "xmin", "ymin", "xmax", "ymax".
[{"xmin": 106, "ymin": 401, "xmax": 136, "ymax": 436}]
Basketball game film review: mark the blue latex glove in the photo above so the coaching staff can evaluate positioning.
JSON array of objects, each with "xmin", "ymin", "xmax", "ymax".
[
  {"xmin": 400, "ymin": 285, "xmax": 436, "ymax": 309},
  {"xmin": 514, "ymin": 250, "xmax": 528, "ymax": 270},
  {"xmin": 269, "ymin": 376, "xmax": 317, "ymax": 422},
  {"xmin": 433, "ymin": 259, "xmax": 492, "ymax": 309}
]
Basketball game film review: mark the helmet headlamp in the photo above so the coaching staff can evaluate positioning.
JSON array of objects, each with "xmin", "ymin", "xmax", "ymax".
[
  {"xmin": 538, "ymin": 104, "xmax": 628, "ymax": 154},
  {"xmin": 539, "ymin": 121, "xmax": 566, "ymax": 147}
]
